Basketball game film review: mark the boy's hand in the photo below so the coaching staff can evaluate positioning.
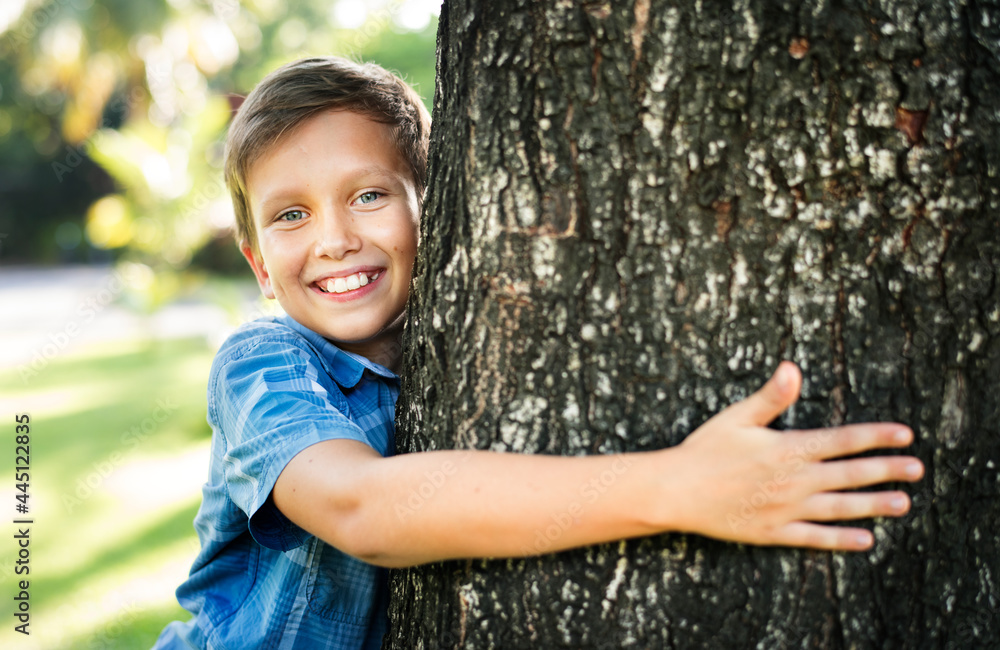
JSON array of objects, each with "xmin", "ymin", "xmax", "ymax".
[{"xmin": 668, "ymin": 361, "xmax": 924, "ymax": 551}]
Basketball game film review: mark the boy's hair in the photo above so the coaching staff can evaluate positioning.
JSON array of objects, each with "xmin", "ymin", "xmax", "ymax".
[{"xmin": 225, "ymin": 56, "xmax": 431, "ymax": 255}]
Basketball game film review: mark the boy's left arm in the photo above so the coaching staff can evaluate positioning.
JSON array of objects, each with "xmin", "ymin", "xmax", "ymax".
[{"xmin": 273, "ymin": 362, "xmax": 923, "ymax": 567}]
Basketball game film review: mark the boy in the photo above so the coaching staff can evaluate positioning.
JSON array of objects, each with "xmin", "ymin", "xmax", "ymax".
[{"xmin": 153, "ymin": 57, "xmax": 924, "ymax": 649}]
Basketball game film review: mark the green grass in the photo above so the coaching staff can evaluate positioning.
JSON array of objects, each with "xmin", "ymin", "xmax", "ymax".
[{"xmin": 0, "ymin": 337, "xmax": 216, "ymax": 649}]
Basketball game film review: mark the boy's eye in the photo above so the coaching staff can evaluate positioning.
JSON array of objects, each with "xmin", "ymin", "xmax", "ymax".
[
  {"xmin": 356, "ymin": 191, "xmax": 381, "ymax": 205},
  {"xmin": 278, "ymin": 210, "xmax": 305, "ymax": 222}
]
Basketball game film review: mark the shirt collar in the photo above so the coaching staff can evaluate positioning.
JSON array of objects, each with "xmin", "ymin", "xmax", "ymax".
[{"xmin": 277, "ymin": 315, "xmax": 400, "ymax": 389}]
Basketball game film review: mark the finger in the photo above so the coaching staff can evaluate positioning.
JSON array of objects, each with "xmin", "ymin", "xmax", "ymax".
[
  {"xmin": 773, "ymin": 521, "xmax": 875, "ymax": 551},
  {"xmin": 721, "ymin": 361, "xmax": 802, "ymax": 427},
  {"xmin": 810, "ymin": 456, "xmax": 924, "ymax": 492},
  {"xmin": 797, "ymin": 491, "xmax": 911, "ymax": 522},
  {"xmin": 790, "ymin": 424, "xmax": 917, "ymax": 462}
]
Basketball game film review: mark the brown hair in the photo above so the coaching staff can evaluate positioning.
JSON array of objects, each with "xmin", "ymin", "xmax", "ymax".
[{"xmin": 224, "ymin": 56, "xmax": 431, "ymax": 255}]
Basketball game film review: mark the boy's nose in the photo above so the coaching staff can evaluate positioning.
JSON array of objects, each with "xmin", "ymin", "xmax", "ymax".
[{"xmin": 314, "ymin": 211, "xmax": 362, "ymax": 259}]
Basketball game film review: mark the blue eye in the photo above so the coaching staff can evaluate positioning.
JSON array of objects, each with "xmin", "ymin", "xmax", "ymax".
[
  {"xmin": 356, "ymin": 191, "xmax": 381, "ymax": 205},
  {"xmin": 278, "ymin": 210, "xmax": 305, "ymax": 222}
]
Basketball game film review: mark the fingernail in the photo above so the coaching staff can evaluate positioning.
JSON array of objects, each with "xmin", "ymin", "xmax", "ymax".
[
  {"xmin": 906, "ymin": 462, "xmax": 923, "ymax": 478},
  {"xmin": 894, "ymin": 429, "xmax": 911, "ymax": 444},
  {"xmin": 891, "ymin": 496, "xmax": 907, "ymax": 512},
  {"xmin": 857, "ymin": 533, "xmax": 872, "ymax": 548}
]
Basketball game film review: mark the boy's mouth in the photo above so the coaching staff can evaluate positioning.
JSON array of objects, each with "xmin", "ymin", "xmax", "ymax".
[{"xmin": 315, "ymin": 271, "xmax": 382, "ymax": 294}]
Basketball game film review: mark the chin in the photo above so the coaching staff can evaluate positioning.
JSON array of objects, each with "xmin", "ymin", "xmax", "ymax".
[{"xmin": 317, "ymin": 323, "xmax": 388, "ymax": 345}]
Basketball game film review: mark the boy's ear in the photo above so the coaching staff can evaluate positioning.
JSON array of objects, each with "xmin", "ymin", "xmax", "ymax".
[{"xmin": 241, "ymin": 244, "xmax": 276, "ymax": 299}]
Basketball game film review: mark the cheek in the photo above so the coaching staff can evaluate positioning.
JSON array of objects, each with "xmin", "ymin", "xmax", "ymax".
[
  {"xmin": 401, "ymin": 221, "xmax": 419, "ymax": 255},
  {"xmin": 399, "ymin": 238, "xmax": 418, "ymax": 263},
  {"xmin": 261, "ymin": 236, "xmax": 305, "ymax": 271},
  {"xmin": 382, "ymin": 220, "xmax": 418, "ymax": 258}
]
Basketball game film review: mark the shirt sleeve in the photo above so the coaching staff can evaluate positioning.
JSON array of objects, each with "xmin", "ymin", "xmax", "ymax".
[{"xmin": 209, "ymin": 333, "xmax": 373, "ymax": 551}]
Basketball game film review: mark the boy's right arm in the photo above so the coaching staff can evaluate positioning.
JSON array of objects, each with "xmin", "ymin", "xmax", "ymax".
[{"xmin": 273, "ymin": 362, "xmax": 924, "ymax": 568}]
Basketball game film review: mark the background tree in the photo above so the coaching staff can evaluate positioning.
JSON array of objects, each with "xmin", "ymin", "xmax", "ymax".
[
  {"xmin": 390, "ymin": 0, "xmax": 1000, "ymax": 647},
  {"xmin": 0, "ymin": 0, "xmax": 436, "ymax": 295}
]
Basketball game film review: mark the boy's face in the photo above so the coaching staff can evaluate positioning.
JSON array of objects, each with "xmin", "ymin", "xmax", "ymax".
[{"xmin": 241, "ymin": 110, "xmax": 420, "ymax": 358}]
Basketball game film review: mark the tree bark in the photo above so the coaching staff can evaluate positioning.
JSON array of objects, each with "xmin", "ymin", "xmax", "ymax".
[{"xmin": 389, "ymin": 0, "xmax": 1000, "ymax": 647}]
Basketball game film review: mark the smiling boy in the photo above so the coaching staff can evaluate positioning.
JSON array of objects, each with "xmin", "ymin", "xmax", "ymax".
[{"xmin": 153, "ymin": 57, "xmax": 924, "ymax": 649}]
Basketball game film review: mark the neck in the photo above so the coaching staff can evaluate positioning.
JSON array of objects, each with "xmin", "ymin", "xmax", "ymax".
[{"xmin": 338, "ymin": 328, "xmax": 404, "ymax": 374}]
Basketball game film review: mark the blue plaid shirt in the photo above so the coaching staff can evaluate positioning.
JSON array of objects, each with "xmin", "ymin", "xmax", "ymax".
[{"xmin": 153, "ymin": 315, "xmax": 398, "ymax": 650}]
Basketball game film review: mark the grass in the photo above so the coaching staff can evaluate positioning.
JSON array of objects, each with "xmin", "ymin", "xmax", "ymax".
[{"xmin": 0, "ymin": 336, "xmax": 216, "ymax": 649}]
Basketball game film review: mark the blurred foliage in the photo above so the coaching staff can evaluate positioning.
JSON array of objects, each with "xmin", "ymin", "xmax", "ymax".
[{"xmin": 0, "ymin": 0, "xmax": 438, "ymax": 306}]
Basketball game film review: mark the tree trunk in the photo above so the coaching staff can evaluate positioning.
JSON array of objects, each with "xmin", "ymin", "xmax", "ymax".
[{"xmin": 388, "ymin": 0, "xmax": 1000, "ymax": 647}]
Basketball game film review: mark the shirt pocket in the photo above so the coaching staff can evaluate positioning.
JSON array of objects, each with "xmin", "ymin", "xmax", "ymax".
[
  {"xmin": 189, "ymin": 533, "xmax": 262, "ymax": 628},
  {"xmin": 305, "ymin": 537, "xmax": 379, "ymax": 626}
]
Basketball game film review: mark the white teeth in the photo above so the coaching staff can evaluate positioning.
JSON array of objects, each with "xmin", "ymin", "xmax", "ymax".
[{"xmin": 322, "ymin": 272, "xmax": 375, "ymax": 294}]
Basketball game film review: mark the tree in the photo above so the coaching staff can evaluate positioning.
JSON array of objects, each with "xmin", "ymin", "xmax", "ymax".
[{"xmin": 388, "ymin": 0, "xmax": 1000, "ymax": 647}]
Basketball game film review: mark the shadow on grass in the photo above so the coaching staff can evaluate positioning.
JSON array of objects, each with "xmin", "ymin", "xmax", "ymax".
[
  {"xmin": 36, "ymin": 498, "xmax": 202, "ymax": 614},
  {"xmin": 52, "ymin": 600, "xmax": 191, "ymax": 650},
  {"xmin": 43, "ymin": 397, "xmax": 211, "ymax": 491},
  {"xmin": 0, "ymin": 337, "xmax": 215, "ymax": 498},
  {"xmin": 4, "ymin": 336, "xmax": 210, "ymax": 392}
]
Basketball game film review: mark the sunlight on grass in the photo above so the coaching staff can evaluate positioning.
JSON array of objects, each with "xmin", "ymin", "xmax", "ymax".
[
  {"xmin": 0, "ymin": 385, "xmax": 117, "ymax": 420},
  {"xmin": 5, "ymin": 531, "xmax": 199, "ymax": 650},
  {"xmin": 15, "ymin": 525, "xmax": 199, "ymax": 650},
  {"xmin": 29, "ymin": 442, "xmax": 208, "ymax": 578},
  {"xmin": 0, "ymin": 344, "xmax": 211, "ymax": 422},
  {"xmin": 0, "ymin": 337, "xmax": 215, "ymax": 649},
  {"xmin": 38, "ymin": 540, "xmax": 194, "ymax": 648},
  {"xmin": 104, "ymin": 442, "xmax": 209, "ymax": 511}
]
